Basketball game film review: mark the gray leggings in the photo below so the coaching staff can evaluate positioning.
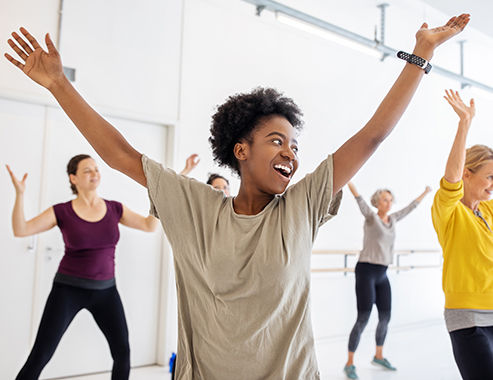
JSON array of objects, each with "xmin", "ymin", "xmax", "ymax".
[{"xmin": 348, "ymin": 262, "xmax": 391, "ymax": 352}]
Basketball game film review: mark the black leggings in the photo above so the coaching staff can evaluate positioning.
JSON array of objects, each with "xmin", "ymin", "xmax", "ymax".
[
  {"xmin": 16, "ymin": 282, "xmax": 130, "ymax": 380},
  {"xmin": 450, "ymin": 326, "xmax": 493, "ymax": 380},
  {"xmin": 348, "ymin": 262, "xmax": 391, "ymax": 352}
]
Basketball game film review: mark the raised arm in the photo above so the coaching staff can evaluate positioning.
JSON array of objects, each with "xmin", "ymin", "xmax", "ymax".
[
  {"xmin": 6, "ymin": 165, "xmax": 56, "ymax": 237},
  {"xmin": 4, "ymin": 29, "xmax": 145, "ymax": 186},
  {"xmin": 120, "ymin": 205, "xmax": 159, "ymax": 232},
  {"xmin": 443, "ymin": 90, "xmax": 475, "ymax": 183},
  {"xmin": 347, "ymin": 181, "xmax": 360, "ymax": 197},
  {"xmin": 391, "ymin": 186, "xmax": 431, "ymax": 221},
  {"xmin": 332, "ymin": 14, "xmax": 470, "ymax": 195},
  {"xmin": 347, "ymin": 182, "xmax": 373, "ymax": 218},
  {"xmin": 179, "ymin": 154, "xmax": 200, "ymax": 176},
  {"xmin": 415, "ymin": 186, "xmax": 432, "ymax": 203}
]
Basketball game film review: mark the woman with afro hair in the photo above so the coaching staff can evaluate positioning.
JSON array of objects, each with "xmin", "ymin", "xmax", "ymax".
[{"xmin": 5, "ymin": 14, "xmax": 469, "ymax": 380}]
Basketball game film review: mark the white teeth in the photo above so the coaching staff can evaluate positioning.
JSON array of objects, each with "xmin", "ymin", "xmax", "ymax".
[{"xmin": 274, "ymin": 164, "xmax": 292, "ymax": 174}]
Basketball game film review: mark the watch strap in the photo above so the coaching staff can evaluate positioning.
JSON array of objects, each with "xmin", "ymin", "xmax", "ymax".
[{"xmin": 397, "ymin": 51, "xmax": 432, "ymax": 74}]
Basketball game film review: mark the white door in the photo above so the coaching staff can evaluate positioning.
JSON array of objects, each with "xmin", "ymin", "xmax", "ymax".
[
  {"xmin": 0, "ymin": 97, "xmax": 46, "ymax": 379},
  {"xmin": 32, "ymin": 108, "xmax": 167, "ymax": 379}
]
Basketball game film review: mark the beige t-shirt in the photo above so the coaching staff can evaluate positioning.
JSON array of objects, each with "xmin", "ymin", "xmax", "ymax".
[{"xmin": 142, "ymin": 154, "xmax": 341, "ymax": 380}]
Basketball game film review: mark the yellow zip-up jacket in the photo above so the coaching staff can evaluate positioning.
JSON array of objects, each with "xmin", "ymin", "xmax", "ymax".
[{"xmin": 431, "ymin": 177, "xmax": 493, "ymax": 309}]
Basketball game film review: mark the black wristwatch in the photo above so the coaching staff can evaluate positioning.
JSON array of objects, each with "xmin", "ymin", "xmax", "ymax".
[{"xmin": 397, "ymin": 51, "xmax": 432, "ymax": 74}]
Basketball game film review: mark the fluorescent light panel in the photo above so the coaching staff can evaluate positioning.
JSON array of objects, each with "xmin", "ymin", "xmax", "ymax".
[{"xmin": 276, "ymin": 12, "xmax": 382, "ymax": 59}]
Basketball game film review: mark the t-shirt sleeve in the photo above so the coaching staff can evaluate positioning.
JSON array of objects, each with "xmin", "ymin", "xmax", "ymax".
[
  {"xmin": 391, "ymin": 200, "xmax": 419, "ymax": 222},
  {"xmin": 141, "ymin": 154, "xmax": 222, "ymax": 246},
  {"xmin": 142, "ymin": 155, "xmax": 163, "ymax": 219},
  {"xmin": 52, "ymin": 203, "xmax": 65, "ymax": 228},
  {"xmin": 431, "ymin": 177, "xmax": 463, "ymax": 239},
  {"xmin": 355, "ymin": 196, "xmax": 373, "ymax": 218},
  {"xmin": 285, "ymin": 155, "xmax": 342, "ymax": 228},
  {"xmin": 112, "ymin": 201, "xmax": 123, "ymax": 220}
]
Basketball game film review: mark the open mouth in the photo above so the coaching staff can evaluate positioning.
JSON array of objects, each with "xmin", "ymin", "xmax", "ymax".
[{"xmin": 273, "ymin": 164, "xmax": 292, "ymax": 179}]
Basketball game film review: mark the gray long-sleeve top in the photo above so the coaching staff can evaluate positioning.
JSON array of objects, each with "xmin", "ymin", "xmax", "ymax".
[{"xmin": 355, "ymin": 196, "xmax": 419, "ymax": 266}]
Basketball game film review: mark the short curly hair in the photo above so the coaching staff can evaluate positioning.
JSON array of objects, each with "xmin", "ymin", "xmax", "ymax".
[
  {"xmin": 370, "ymin": 189, "xmax": 394, "ymax": 208},
  {"xmin": 209, "ymin": 87, "xmax": 303, "ymax": 176}
]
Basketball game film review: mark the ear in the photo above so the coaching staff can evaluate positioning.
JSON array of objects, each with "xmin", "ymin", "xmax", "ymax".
[
  {"xmin": 463, "ymin": 168, "xmax": 470, "ymax": 179},
  {"xmin": 69, "ymin": 173, "xmax": 77, "ymax": 186},
  {"xmin": 233, "ymin": 141, "xmax": 249, "ymax": 162}
]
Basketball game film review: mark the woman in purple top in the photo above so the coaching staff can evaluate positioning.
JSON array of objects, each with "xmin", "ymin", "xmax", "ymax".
[{"xmin": 6, "ymin": 154, "xmax": 159, "ymax": 380}]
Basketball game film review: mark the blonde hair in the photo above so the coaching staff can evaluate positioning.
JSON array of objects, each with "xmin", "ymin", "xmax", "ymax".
[
  {"xmin": 370, "ymin": 189, "xmax": 393, "ymax": 208},
  {"xmin": 465, "ymin": 145, "xmax": 493, "ymax": 173}
]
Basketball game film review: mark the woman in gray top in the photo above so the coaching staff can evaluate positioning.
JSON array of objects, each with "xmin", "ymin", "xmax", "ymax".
[{"xmin": 343, "ymin": 182, "xmax": 430, "ymax": 379}]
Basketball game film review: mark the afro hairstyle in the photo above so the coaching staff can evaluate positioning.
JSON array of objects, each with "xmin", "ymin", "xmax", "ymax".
[{"xmin": 209, "ymin": 87, "xmax": 303, "ymax": 176}]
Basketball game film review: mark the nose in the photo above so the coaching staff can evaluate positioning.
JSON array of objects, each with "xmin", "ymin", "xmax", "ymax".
[{"xmin": 281, "ymin": 146, "xmax": 296, "ymax": 161}]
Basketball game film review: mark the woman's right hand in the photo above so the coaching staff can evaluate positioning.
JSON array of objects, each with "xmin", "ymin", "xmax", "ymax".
[
  {"xmin": 4, "ymin": 28, "xmax": 65, "ymax": 90},
  {"xmin": 444, "ymin": 89, "xmax": 475, "ymax": 122},
  {"xmin": 180, "ymin": 154, "xmax": 200, "ymax": 176},
  {"xmin": 6, "ymin": 165, "xmax": 28, "ymax": 195}
]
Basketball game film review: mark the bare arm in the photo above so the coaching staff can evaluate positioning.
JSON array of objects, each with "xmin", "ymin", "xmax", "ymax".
[
  {"xmin": 5, "ymin": 29, "xmax": 145, "ymax": 186},
  {"xmin": 347, "ymin": 181, "xmax": 360, "ymax": 197},
  {"xmin": 415, "ymin": 186, "xmax": 432, "ymax": 203},
  {"xmin": 120, "ymin": 204, "xmax": 159, "ymax": 232},
  {"xmin": 443, "ymin": 90, "xmax": 475, "ymax": 183},
  {"xmin": 179, "ymin": 154, "xmax": 200, "ymax": 176},
  {"xmin": 332, "ymin": 14, "xmax": 470, "ymax": 195},
  {"xmin": 6, "ymin": 165, "xmax": 56, "ymax": 237}
]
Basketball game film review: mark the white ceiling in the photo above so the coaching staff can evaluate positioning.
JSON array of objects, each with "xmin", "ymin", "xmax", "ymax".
[{"xmin": 422, "ymin": 0, "xmax": 493, "ymax": 38}]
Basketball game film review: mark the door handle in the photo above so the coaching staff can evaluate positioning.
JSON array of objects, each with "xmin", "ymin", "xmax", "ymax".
[{"xmin": 27, "ymin": 235, "xmax": 37, "ymax": 253}]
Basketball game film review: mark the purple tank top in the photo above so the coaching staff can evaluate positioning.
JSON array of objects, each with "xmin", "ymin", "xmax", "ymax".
[{"xmin": 53, "ymin": 199, "xmax": 122, "ymax": 281}]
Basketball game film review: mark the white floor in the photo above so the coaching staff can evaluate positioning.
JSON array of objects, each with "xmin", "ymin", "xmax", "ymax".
[
  {"xmin": 50, "ymin": 320, "xmax": 460, "ymax": 380},
  {"xmin": 316, "ymin": 319, "xmax": 460, "ymax": 380}
]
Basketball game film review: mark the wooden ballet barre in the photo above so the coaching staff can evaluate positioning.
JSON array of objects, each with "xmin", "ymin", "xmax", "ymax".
[
  {"xmin": 394, "ymin": 249, "xmax": 441, "ymax": 255},
  {"xmin": 311, "ymin": 264, "xmax": 441, "ymax": 274},
  {"xmin": 312, "ymin": 249, "xmax": 441, "ymax": 255},
  {"xmin": 312, "ymin": 249, "xmax": 359, "ymax": 255},
  {"xmin": 311, "ymin": 267, "xmax": 355, "ymax": 273},
  {"xmin": 311, "ymin": 249, "xmax": 443, "ymax": 275}
]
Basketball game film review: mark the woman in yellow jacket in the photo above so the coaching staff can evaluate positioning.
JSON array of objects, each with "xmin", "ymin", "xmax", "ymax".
[{"xmin": 432, "ymin": 90, "xmax": 493, "ymax": 380}]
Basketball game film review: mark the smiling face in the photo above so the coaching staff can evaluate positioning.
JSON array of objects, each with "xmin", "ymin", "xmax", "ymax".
[
  {"xmin": 69, "ymin": 158, "xmax": 100, "ymax": 194},
  {"xmin": 377, "ymin": 191, "xmax": 393, "ymax": 214},
  {"xmin": 235, "ymin": 115, "xmax": 299, "ymax": 196},
  {"xmin": 211, "ymin": 177, "xmax": 231, "ymax": 197},
  {"xmin": 463, "ymin": 160, "xmax": 493, "ymax": 202}
]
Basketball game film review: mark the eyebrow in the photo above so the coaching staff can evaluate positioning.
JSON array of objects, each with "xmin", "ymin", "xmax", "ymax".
[{"xmin": 265, "ymin": 131, "xmax": 298, "ymax": 145}]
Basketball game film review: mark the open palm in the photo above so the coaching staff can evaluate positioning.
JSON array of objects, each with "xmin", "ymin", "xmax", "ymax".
[
  {"xmin": 4, "ymin": 27, "xmax": 64, "ymax": 90},
  {"xmin": 6, "ymin": 165, "xmax": 28, "ymax": 194},
  {"xmin": 444, "ymin": 89, "xmax": 475, "ymax": 121},
  {"xmin": 416, "ymin": 14, "xmax": 470, "ymax": 49}
]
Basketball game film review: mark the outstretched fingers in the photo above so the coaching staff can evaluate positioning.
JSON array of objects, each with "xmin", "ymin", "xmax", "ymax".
[
  {"xmin": 5, "ymin": 164, "xmax": 17, "ymax": 181},
  {"xmin": 45, "ymin": 33, "xmax": 57, "ymax": 54},
  {"xmin": 12, "ymin": 31, "xmax": 33, "ymax": 54},
  {"xmin": 451, "ymin": 14, "xmax": 470, "ymax": 31},
  {"xmin": 445, "ymin": 16, "xmax": 457, "ymax": 28},
  {"xmin": 7, "ymin": 38, "xmax": 28, "ymax": 61},
  {"xmin": 4, "ymin": 52, "xmax": 24, "ymax": 70},
  {"xmin": 19, "ymin": 27, "xmax": 41, "ymax": 50},
  {"xmin": 444, "ymin": 89, "xmax": 460, "ymax": 107}
]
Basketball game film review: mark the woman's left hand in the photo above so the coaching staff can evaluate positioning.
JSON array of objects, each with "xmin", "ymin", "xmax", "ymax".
[{"xmin": 414, "ymin": 14, "xmax": 470, "ymax": 58}]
